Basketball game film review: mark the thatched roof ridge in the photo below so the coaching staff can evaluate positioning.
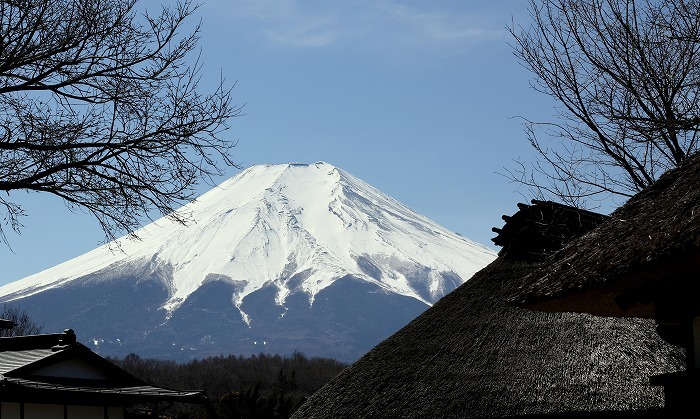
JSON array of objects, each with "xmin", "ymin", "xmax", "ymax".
[
  {"xmin": 292, "ymin": 258, "xmax": 684, "ymax": 418},
  {"xmin": 506, "ymin": 152, "xmax": 700, "ymax": 317},
  {"xmin": 492, "ymin": 199, "xmax": 609, "ymax": 260}
]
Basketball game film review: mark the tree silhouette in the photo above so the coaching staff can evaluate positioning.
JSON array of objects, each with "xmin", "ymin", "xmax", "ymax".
[
  {"xmin": 509, "ymin": 0, "xmax": 700, "ymax": 208},
  {"xmin": 0, "ymin": 304, "xmax": 43, "ymax": 337},
  {"xmin": 0, "ymin": 0, "xmax": 242, "ymax": 245}
]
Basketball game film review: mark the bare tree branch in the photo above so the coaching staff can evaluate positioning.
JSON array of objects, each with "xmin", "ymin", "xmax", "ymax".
[
  {"xmin": 508, "ymin": 0, "xmax": 700, "ymax": 208},
  {"xmin": 0, "ymin": 0, "xmax": 242, "ymax": 246},
  {"xmin": 0, "ymin": 304, "xmax": 43, "ymax": 337}
]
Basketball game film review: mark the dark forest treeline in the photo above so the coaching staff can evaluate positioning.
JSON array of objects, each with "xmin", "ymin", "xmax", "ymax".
[{"xmin": 107, "ymin": 352, "xmax": 348, "ymax": 419}]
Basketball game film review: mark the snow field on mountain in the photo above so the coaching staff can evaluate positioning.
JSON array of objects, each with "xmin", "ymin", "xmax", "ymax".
[{"xmin": 0, "ymin": 162, "xmax": 497, "ymax": 312}]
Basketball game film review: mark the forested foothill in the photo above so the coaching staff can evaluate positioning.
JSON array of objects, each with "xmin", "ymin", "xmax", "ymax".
[{"xmin": 107, "ymin": 352, "xmax": 348, "ymax": 419}]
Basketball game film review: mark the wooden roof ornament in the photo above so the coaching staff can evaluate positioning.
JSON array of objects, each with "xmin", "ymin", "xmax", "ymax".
[
  {"xmin": 491, "ymin": 199, "xmax": 609, "ymax": 261},
  {"xmin": 0, "ymin": 329, "xmax": 206, "ymax": 417}
]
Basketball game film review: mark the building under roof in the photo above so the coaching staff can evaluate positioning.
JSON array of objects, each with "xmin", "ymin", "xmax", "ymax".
[
  {"xmin": 291, "ymin": 154, "xmax": 700, "ymax": 418},
  {"xmin": 0, "ymin": 327, "xmax": 205, "ymax": 418}
]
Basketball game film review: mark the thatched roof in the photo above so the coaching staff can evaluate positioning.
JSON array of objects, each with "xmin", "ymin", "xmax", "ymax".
[
  {"xmin": 291, "ymin": 258, "xmax": 684, "ymax": 418},
  {"xmin": 506, "ymin": 152, "xmax": 700, "ymax": 318},
  {"xmin": 291, "ymin": 156, "xmax": 700, "ymax": 419}
]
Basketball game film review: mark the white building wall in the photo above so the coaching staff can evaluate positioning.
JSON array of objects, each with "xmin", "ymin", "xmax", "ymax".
[
  {"xmin": 25, "ymin": 403, "xmax": 63, "ymax": 419},
  {"xmin": 32, "ymin": 359, "xmax": 110, "ymax": 380},
  {"xmin": 106, "ymin": 406, "xmax": 124, "ymax": 419},
  {"xmin": 0, "ymin": 402, "xmax": 20, "ymax": 418}
]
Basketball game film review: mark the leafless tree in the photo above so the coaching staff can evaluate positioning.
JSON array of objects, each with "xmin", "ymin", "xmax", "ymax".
[
  {"xmin": 508, "ymin": 0, "xmax": 700, "ymax": 208},
  {"xmin": 0, "ymin": 304, "xmax": 43, "ymax": 336},
  {"xmin": 0, "ymin": 0, "xmax": 242, "ymax": 246}
]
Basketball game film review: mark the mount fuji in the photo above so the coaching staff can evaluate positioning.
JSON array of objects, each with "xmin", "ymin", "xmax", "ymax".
[{"xmin": 0, "ymin": 162, "xmax": 496, "ymax": 362}]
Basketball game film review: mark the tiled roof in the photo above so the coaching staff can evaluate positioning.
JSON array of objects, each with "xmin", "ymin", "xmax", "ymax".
[
  {"xmin": 0, "ymin": 329, "xmax": 207, "ymax": 404},
  {"xmin": 0, "ymin": 348, "xmax": 53, "ymax": 375},
  {"xmin": 1, "ymin": 377, "xmax": 206, "ymax": 403}
]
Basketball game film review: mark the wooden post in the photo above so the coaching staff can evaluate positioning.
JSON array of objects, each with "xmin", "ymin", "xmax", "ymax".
[{"xmin": 694, "ymin": 317, "xmax": 700, "ymax": 368}]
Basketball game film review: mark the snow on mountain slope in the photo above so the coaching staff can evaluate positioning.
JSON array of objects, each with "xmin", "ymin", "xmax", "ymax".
[{"xmin": 0, "ymin": 161, "xmax": 496, "ymax": 315}]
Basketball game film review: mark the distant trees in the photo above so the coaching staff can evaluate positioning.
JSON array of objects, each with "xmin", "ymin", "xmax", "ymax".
[
  {"xmin": 108, "ymin": 351, "xmax": 348, "ymax": 418},
  {"xmin": 0, "ymin": 0, "xmax": 241, "ymax": 246},
  {"xmin": 0, "ymin": 304, "xmax": 43, "ymax": 337},
  {"xmin": 509, "ymin": 0, "xmax": 700, "ymax": 208}
]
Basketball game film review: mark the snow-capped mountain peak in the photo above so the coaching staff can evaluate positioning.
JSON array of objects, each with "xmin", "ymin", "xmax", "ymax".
[
  {"xmin": 0, "ymin": 162, "xmax": 496, "ymax": 362},
  {"xmin": 2, "ymin": 162, "xmax": 494, "ymax": 310}
]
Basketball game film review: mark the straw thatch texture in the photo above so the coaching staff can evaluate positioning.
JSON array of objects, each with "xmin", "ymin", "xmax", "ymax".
[
  {"xmin": 292, "ymin": 258, "xmax": 684, "ymax": 418},
  {"xmin": 507, "ymin": 152, "xmax": 700, "ymax": 317}
]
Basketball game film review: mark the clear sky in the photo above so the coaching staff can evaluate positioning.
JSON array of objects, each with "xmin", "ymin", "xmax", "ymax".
[{"xmin": 1, "ymin": 0, "xmax": 559, "ymax": 286}]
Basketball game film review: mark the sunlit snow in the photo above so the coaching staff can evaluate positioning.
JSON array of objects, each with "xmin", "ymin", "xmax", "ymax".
[{"xmin": 0, "ymin": 162, "xmax": 497, "ymax": 314}]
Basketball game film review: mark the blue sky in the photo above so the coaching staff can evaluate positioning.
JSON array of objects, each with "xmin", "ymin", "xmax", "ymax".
[{"xmin": 1, "ymin": 1, "xmax": 558, "ymax": 285}]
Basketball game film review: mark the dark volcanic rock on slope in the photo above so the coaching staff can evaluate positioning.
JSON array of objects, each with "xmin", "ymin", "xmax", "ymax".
[{"xmin": 12, "ymin": 274, "xmax": 428, "ymax": 363}]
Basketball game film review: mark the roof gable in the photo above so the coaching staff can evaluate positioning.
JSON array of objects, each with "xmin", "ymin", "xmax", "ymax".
[
  {"xmin": 29, "ymin": 358, "xmax": 111, "ymax": 381},
  {"xmin": 3, "ymin": 344, "xmax": 143, "ymax": 386},
  {"xmin": 0, "ymin": 329, "xmax": 207, "ymax": 405}
]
